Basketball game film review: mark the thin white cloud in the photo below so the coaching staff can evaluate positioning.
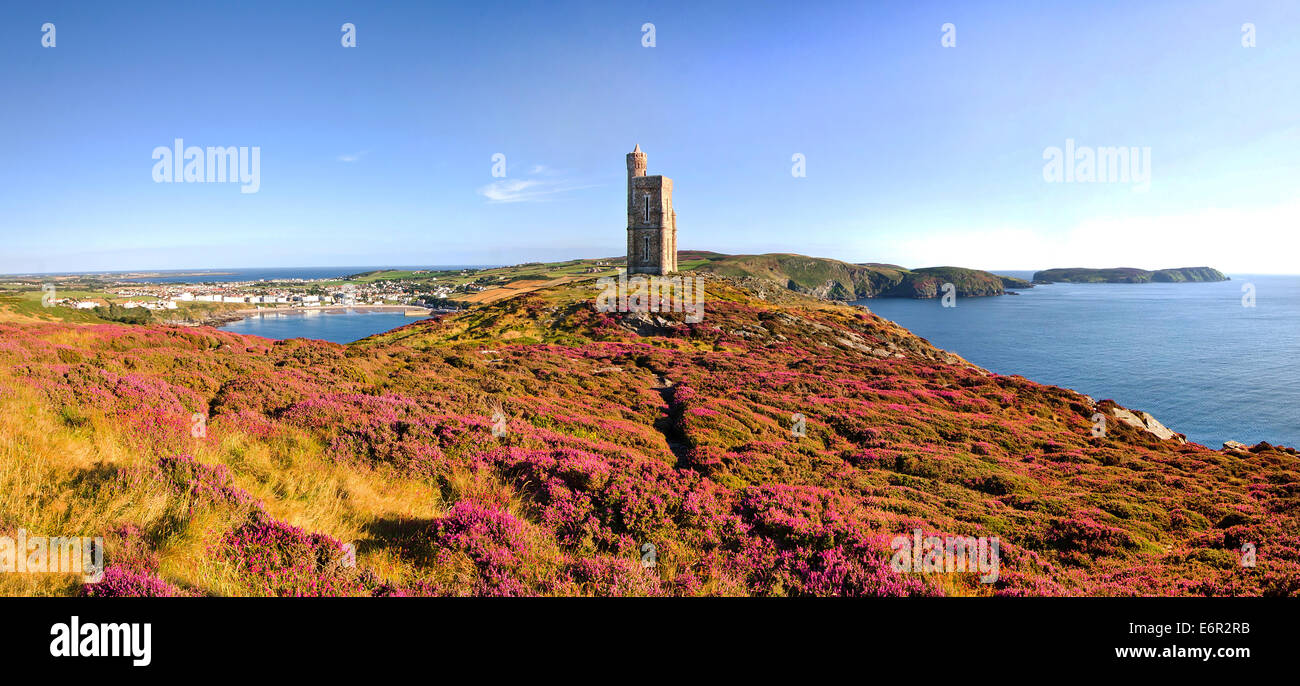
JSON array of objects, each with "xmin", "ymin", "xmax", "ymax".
[
  {"xmin": 337, "ymin": 150, "xmax": 369, "ymax": 163},
  {"xmin": 477, "ymin": 165, "xmax": 599, "ymax": 203},
  {"xmin": 480, "ymin": 178, "xmax": 546, "ymax": 202}
]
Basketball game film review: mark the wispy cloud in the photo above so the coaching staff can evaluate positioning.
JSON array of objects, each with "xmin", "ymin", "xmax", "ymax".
[
  {"xmin": 477, "ymin": 164, "xmax": 599, "ymax": 203},
  {"xmin": 337, "ymin": 150, "xmax": 369, "ymax": 163}
]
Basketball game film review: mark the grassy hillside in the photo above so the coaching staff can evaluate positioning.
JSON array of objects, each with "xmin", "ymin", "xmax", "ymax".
[
  {"xmin": 685, "ymin": 253, "xmax": 904, "ymax": 299},
  {"xmin": 688, "ymin": 253, "xmax": 1028, "ymax": 300},
  {"xmin": 0, "ymin": 293, "xmax": 109, "ymax": 325},
  {"xmin": 1033, "ymin": 267, "xmax": 1229, "ymax": 284},
  {"xmin": 0, "ymin": 274, "xmax": 1294, "ymax": 597}
]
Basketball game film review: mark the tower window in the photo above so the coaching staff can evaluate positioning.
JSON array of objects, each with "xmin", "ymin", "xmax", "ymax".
[
  {"xmin": 644, "ymin": 235, "xmax": 650, "ymax": 262},
  {"xmin": 643, "ymin": 194, "xmax": 650, "ymax": 223}
]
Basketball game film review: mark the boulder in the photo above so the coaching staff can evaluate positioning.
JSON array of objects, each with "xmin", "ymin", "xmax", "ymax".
[
  {"xmin": 1110, "ymin": 408, "xmax": 1186, "ymax": 444},
  {"xmin": 1136, "ymin": 411, "xmax": 1182, "ymax": 442}
]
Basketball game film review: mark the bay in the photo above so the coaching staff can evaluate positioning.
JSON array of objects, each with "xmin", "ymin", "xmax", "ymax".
[
  {"xmin": 855, "ymin": 273, "xmax": 1300, "ymax": 449},
  {"xmin": 216, "ymin": 309, "xmax": 429, "ymax": 344}
]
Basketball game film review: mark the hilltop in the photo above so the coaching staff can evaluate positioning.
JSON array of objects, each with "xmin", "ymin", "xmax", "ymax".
[
  {"xmin": 1032, "ymin": 267, "xmax": 1228, "ymax": 284},
  {"xmin": 689, "ymin": 253, "xmax": 1032, "ymax": 300},
  {"xmin": 0, "ymin": 271, "xmax": 1295, "ymax": 597}
]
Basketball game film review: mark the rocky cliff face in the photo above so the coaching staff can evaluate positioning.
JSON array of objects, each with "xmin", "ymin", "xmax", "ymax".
[
  {"xmin": 878, "ymin": 266, "xmax": 1008, "ymax": 298},
  {"xmin": 690, "ymin": 253, "xmax": 1028, "ymax": 300}
]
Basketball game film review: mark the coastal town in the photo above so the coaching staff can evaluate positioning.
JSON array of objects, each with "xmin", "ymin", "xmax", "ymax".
[
  {"xmin": 40, "ymin": 272, "xmax": 487, "ymax": 317},
  {"xmin": 6, "ymin": 260, "xmax": 623, "ymax": 327},
  {"xmin": 65, "ymin": 279, "xmax": 432, "ymax": 311}
]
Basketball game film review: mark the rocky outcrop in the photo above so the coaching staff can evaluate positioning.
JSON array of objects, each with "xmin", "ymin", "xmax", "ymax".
[
  {"xmin": 1222, "ymin": 440, "xmax": 1299, "ymax": 456},
  {"xmin": 1110, "ymin": 407, "xmax": 1186, "ymax": 443},
  {"xmin": 878, "ymin": 267, "xmax": 1009, "ymax": 299},
  {"xmin": 690, "ymin": 253, "xmax": 1028, "ymax": 301}
]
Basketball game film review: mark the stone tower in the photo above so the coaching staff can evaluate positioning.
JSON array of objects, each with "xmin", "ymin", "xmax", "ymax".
[{"xmin": 626, "ymin": 144, "xmax": 677, "ymax": 275}]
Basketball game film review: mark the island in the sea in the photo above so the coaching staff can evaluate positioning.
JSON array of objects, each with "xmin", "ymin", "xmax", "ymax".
[{"xmin": 1032, "ymin": 266, "xmax": 1228, "ymax": 284}]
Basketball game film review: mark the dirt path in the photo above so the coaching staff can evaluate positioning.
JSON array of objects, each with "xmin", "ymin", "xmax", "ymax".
[{"xmin": 651, "ymin": 374, "xmax": 692, "ymax": 465}]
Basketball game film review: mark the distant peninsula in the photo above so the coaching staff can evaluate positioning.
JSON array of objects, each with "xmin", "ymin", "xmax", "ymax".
[
  {"xmin": 1031, "ymin": 267, "xmax": 1228, "ymax": 284},
  {"xmin": 687, "ymin": 252, "xmax": 1033, "ymax": 300}
]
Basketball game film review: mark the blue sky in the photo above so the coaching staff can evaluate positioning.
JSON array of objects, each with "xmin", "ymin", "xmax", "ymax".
[{"xmin": 1, "ymin": 0, "xmax": 1297, "ymax": 274}]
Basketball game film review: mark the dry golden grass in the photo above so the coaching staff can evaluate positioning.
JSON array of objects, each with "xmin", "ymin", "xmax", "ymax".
[
  {"xmin": 455, "ymin": 275, "xmax": 589, "ymax": 304},
  {"xmin": 0, "ymin": 370, "xmax": 451, "ymax": 596}
]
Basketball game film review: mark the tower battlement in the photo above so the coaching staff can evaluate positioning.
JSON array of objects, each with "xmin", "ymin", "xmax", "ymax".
[{"xmin": 625, "ymin": 145, "xmax": 677, "ymax": 275}]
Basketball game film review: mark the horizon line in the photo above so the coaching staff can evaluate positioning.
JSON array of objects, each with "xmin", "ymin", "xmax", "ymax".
[{"xmin": 3, "ymin": 254, "xmax": 1296, "ymax": 278}]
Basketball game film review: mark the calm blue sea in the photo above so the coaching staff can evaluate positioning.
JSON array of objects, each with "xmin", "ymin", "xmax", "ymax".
[
  {"xmin": 855, "ymin": 274, "xmax": 1300, "ymax": 449},
  {"xmin": 217, "ymin": 310, "xmax": 428, "ymax": 344}
]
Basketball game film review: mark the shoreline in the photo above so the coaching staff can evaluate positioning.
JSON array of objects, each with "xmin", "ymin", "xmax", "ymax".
[{"xmin": 163, "ymin": 304, "xmax": 435, "ymax": 328}]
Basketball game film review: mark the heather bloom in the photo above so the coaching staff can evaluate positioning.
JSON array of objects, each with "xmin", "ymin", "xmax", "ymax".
[
  {"xmin": 282, "ymin": 393, "xmax": 497, "ymax": 478},
  {"xmin": 1, "ymin": 284, "xmax": 1298, "ymax": 596},
  {"xmin": 119, "ymin": 454, "xmax": 262, "ymax": 513},
  {"xmin": 82, "ymin": 565, "xmax": 192, "ymax": 598},
  {"xmin": 426, "ymin": 500, "xmax": 541, "ymax": 597},
  {"xmin": 565, "ymin": 556, "xmax": 663, "ymax": 596},
  {"xmin": 219, "ymin": 517, "xmax": 364, "ymax": 597}
]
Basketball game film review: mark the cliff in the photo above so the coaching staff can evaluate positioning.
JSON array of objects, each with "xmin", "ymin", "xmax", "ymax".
[{"xmin": 688, "ymin": 253, "xmax": 1030, "ymax": 300}]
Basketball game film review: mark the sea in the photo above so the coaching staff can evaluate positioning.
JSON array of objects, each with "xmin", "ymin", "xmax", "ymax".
[{"xmin": 855, "ymin": 273, "xmax": 1300, "ymax": 450}]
